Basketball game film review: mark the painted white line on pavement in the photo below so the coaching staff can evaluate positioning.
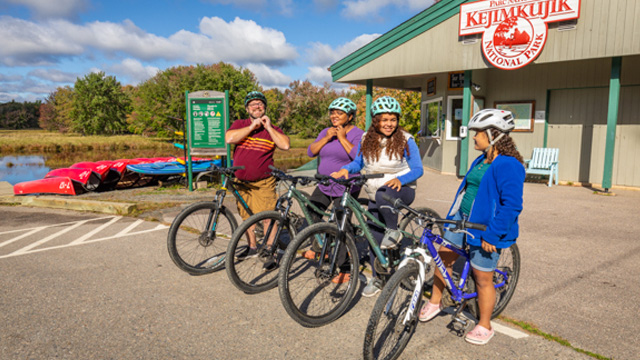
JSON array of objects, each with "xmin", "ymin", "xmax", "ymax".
[
  {"xmin": 0, "ymin": 227, "xmax": 46, "ymax": 249},
  {"xmin": 0, "ymin": 224, "xmax": 169, "ymax": 259},
  {"xmin": 69, "ymin": 216, "xmax": 121, "ymax": 245},
  {"xmin": 10, "ymin": 220, "xmax": 89, "ymax": 255},
  {"xmin": 491, "ymin": 321, "xmax": 529, "ymax": 339},
  {"xmin": 0, "ymin": 216, "xmax": 115, "ymax": 235},
  {"xmin": 114, "ymin": 219, "xmax": 143, "ymax": 237}
]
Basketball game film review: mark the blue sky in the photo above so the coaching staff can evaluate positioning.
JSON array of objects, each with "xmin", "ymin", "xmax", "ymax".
[{"xmin": 0, "ymin": 0, "xmax": 437, "ymax": 103}]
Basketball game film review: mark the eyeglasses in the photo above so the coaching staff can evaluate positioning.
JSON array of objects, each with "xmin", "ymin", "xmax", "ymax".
[{"xmin": 248, "ymin": 102, "xmax": 265, "ymax": 109}]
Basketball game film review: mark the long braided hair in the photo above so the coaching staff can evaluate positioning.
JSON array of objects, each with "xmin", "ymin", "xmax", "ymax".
[
  {"xmin": 487, "ymin": 128, "xmax": 524, "ymax": 164},
  {"xmin": 360, "ymin": 114, "xmax": 410, "ymax": 162}
]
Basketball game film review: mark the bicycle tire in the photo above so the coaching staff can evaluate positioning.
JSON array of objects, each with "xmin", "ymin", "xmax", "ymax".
[
  {"xmin": 465, "ymin": 243, "xmax": 521, "ymax": 319},
  {"xmin": 167, "ymin": 201, "xmax": 237, "ymax": 275},
  {"xmin": 398, "ymin": 206, "xmax": 444, "ymax": 242},
  {"xmin": 363, "ymin": 262, "xmax": 422, "ymax": 360},
  {"xmin": 278, "ymin": 222, "xmax": 359, "ymax": 327},
  {"xmin": 225, "ymin": 210, "xmax": 295, "ymax": 294},
  {"xmin": 492, "ymin": 243, "xmax": 521, "ymax": 318}
]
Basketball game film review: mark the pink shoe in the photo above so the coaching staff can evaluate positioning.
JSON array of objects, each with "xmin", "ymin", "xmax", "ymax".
[
  {"xmin": 418, "ymin": 301, "xmax": 441, "ymax": 322},
  {"xmin": 465, "ymin": 325, "xmax": 495, "ymax": 345}
]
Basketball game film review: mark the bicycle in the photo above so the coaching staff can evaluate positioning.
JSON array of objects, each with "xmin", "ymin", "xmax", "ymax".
[
  {"xmin": 224, "ymin": 165, "xmax": 332, "ymax": 294},
  {"xmin": 277, "ymin": 174, "xmax": 444, "ymax": 327},
  {"xmin": 167, "ymin": 164, "xmax": 253, "ymax": 275},
  {"xmin": 363, "ymin": 196, "xmax": 520, "ymax": 360}
]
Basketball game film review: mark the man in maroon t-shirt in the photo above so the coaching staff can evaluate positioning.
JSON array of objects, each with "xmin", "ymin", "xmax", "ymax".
[{"xmin": 225, "ymin": 91, "xmax": 289, "ymax": 270}]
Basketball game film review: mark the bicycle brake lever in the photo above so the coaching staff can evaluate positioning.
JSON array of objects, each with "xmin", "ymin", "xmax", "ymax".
[{"xmin": 450, "ymin": 228, "xmax": 475, "ymax": 239}]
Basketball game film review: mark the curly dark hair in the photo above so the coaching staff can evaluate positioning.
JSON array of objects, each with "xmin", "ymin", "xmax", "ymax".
[
  {"xmin": 360, "ymin": 114, "xmax": 410, "ymax": 162},
  {"xmin": 487, "ymin": 129, "xmax": 524, "ymax": 164}
]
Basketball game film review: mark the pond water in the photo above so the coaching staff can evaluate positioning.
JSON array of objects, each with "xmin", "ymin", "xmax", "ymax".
[{"xmin": 0, "ymin": 155, "xmax": 50, "ymax": 185}]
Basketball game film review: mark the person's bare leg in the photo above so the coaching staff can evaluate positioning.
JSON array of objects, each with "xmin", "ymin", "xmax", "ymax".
[
  {"xmin": 429, "ymin": 247, "xmax": 459, "ymax": 305},
  {"xmin": 473, "ymin": 268, "xmax": 496, "ymax": 330}
]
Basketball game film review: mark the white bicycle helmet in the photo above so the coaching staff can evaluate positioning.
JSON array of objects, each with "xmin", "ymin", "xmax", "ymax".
[{"xmin": 468, "ymin": 109, "xmax": 515, "ymax": 146}]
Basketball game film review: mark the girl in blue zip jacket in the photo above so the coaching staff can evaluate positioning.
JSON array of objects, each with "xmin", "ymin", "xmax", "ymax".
[{"xmin": 418, "ymin": 109, "xmax": 525, "ymax": 346}]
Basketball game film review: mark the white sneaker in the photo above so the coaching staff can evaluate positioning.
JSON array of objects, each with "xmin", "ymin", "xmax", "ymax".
[{"xmin": 362, "ymin": 278, "xmax": 383, "ymax": 297}]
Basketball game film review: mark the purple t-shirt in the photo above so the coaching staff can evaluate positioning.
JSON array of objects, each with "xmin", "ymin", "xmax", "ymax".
[{"xmin": 308, "ymin": 127, "xmax": 365, "ymax": 197}]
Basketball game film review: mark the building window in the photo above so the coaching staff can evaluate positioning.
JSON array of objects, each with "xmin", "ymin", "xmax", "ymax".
[
  {"xmin": 446, "ymin": 96, "xmax": 464, "ymax": 140},
  {"xmin": 421, "ymin": 98, "xmax": 442, "ymax": 138}
]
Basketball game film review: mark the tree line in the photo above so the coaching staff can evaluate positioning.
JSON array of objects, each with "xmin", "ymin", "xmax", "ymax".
[{"xmin": 3, "ymin": 62, "xmax": 422, "ymax": 139}]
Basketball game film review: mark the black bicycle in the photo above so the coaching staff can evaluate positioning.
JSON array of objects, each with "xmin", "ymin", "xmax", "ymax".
[{"xmin": 167, "ymin": 165, "xmax": 253, "ymax": 275}]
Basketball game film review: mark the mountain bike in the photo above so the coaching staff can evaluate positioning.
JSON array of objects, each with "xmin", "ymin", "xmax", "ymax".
[
  {"xmin": 167, "ymin": 165, "xmax": 253, "ymax": 275},
  {"xmin": 225, "ymin": 166, "xmax": 332, "ymax": 294},
  {"xmin": 277, "ymin": 174, "xmax": 444, "ymax": 327},
  {"xmin": 363, "ymin": 196, "xmax": 520, "ymax": 360}
]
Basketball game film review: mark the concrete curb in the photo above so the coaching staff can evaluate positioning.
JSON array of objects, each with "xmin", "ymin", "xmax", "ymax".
[{"xmin": 0, "ymin": 195, "xmax": 137, "ymax": 215}]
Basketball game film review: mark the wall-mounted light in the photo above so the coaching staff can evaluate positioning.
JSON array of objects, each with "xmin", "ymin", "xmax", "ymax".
[{"xmin": 472, "ymin": 82, "xmax": 482, "ymax": 91}]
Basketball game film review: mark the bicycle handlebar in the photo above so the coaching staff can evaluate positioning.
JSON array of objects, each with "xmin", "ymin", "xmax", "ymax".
[
  {"xmin": 314, "ymin": 172, "xmax": 384, "ymax": 187},
  {"xmin": 268, "ymin": 165, "xmax": 316, "ymax": 186},
  {"xmin": 381, "ymin": 194, "xmax": 486, "ymax": 231},
  {"xmin": 208, "ymin": 164, "xmax": 245, "ymax": 177}
]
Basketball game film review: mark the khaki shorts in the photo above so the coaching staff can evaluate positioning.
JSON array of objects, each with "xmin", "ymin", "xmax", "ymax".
[{"xmin": 236, "ymin": 176, "xmax": 277, "ymax": 220}]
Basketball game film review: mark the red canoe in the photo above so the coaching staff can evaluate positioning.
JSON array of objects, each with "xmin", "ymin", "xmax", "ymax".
[
  {"xmin": 13, "ymin": 177, "xmax": 81, "ymax": 196},
  {"xmin": 45, "ymin": 168, "xmax": 101, "ymax": 191},
  {"xmin": 71, "ymin": 161, "xmax": 112, "ymax": 181}
]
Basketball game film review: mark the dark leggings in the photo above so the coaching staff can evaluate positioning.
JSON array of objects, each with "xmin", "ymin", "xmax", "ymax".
[{"xmin": 367, "ymin": 185, "xmax": 416, "ymax": 278}]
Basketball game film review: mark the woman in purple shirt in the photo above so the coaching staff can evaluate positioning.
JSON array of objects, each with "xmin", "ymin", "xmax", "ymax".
[{"xmin": 307, "ymin": 97, "xmax": 364, "ymax": 221}]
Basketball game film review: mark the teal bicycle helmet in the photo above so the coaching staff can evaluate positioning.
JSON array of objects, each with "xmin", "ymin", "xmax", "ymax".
[
  {"xmin": 244, "ymin": 91, "xmax": 267, "ymax": 107},
  {"xmin": 328, "ymin": 97, "xmax": 357, "ymax": 116},
  {"xmin": 371, "ymin": 96, "xmax": 401, "ymax": 117}
]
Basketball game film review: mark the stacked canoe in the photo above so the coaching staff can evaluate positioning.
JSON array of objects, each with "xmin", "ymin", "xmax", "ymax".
[{"xmin": 13, "ymin": 157, "xmax": 220, "ymax": 196}]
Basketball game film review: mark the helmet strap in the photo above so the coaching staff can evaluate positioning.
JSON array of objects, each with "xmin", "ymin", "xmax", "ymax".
[{"xmin": 486, "ymin": 130, "xmax": 505, "ymax": 146}]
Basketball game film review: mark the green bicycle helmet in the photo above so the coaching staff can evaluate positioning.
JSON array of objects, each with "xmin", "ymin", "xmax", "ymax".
[
  {"xmin": 371, "ymin": 96, "xmax": 401, "ymax": 117},
  {"xmin": 328, "ymin": 97, "xmax": 357, "ymax": 116},
  {"xmin": 244, "ymin": 91, "xmax": 267, "ymax": 107}
]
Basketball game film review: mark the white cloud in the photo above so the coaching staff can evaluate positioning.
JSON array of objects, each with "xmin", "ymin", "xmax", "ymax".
[
  {"xmin": 0, "ymin": 16, "xmax": 298, "ymax": 68},
  {"xmin": 108, "ymin": 58, "xmax": 159, "ymax": 85},
  {"xmin": 28, "ymin": 68, "xmax": 77, "ymax": 82},
  {"xmin": 1, "ymin": 0, "xmax": 89, "ymax": 19},
  {"xmin": 245, "ymin": 63, "xmax": 292, "ymax": 88},
  {"xmin": 304, "ymin": 33, "xmax": 380, "ymax": 86},
  {"xmin": 307, "ymin": 33, "xmax": 380, "ymax": 66},
  {"xmin": 342, "ymin": 0, "xmax": 435, "ymax": 18}
]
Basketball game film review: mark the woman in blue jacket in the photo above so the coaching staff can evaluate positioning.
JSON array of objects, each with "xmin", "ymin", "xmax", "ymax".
[{"xmin": 418, "ymin": 109, "xmax": 525, "ymax": 345}]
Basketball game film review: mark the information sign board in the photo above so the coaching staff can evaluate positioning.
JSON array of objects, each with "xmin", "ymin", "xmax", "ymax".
[{"xmin": 187, "ymin": 90, "xmax": 228, "ymax": 156}]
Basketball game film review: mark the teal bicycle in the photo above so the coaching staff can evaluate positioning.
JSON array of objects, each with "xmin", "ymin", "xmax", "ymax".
[{"xmin": 277, "ymin": 174, "xmax": 444, "ymax": 327}]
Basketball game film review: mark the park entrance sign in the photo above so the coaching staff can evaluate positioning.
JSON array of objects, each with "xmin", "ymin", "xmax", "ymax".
[{"xmin": 459, "ymin": 0, "xmax": 581, "ymax": 70}]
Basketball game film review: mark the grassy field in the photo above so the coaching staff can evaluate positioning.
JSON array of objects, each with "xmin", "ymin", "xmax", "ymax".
[{"xmin": 0, "ymin": 130, "xmax": 315, "ymax": 169}]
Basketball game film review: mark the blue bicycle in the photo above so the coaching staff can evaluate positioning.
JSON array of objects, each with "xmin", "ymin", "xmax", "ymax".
[{"xmin": 363, "ymin": 196, "xmax": 521, "ymax": 360}]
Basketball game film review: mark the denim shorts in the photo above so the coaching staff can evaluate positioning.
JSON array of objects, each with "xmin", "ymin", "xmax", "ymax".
[{"xmin": 443, "ymin": 210, "xmax": 502, "ymax": 272}]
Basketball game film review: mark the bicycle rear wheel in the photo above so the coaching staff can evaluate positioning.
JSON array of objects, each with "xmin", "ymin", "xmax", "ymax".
[
  {"xmin": 167, "ymin": 201, "xmax": 237, "ymax": 275},
  {"xmin": 364, "ymin": 262, "xmax": 422, "ymax": 360},
  {"xmin": 225, "ymin": 210, "xmax": 294, "ymax": 294},
  {"xmin": 278, "ymin": 222, "xmax": 359, "ymax": 327},
  {"xmin": 492, "ymin": 243, "xmax": 521, "ymax": 318}
]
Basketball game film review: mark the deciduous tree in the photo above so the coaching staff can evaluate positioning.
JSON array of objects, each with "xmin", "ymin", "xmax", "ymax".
[{"xmin": 71, "ymin": 72, "xmax": 130, "ymax": 135}]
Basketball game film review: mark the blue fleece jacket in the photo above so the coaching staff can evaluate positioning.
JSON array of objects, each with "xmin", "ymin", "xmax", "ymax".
[
  {"xmin": 446, "ymin": 153, "xmax": 525, "ymax": 248},
  {"xmin": 342, "ymin": 137, "xmax": 423, "ymax": 185}
]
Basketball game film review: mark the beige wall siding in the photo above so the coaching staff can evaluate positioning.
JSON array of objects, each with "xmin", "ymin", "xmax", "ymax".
[{"xmin": 339, "ymin": 0, "xmax": 640, "ymax": 85}]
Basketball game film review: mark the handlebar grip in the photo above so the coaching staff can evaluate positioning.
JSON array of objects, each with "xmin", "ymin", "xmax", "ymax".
[
  {"xmin": 268, "ymin": 165, "xmax": 278, "ymax": 171},
  {"xmin": 381, "ymin": 194, "xmax": 405, "ymax": 209},
  {"xmin": 315, "ymin": 174, "xmax": 330, "ymax": 180},
  {"xmin": 365, "ymin": 173, "xmax": 385, "ymax": 179},
  {"xmin": 228, "ymin": 166, "xmax": 245, "ymax": 171},
  {"xmin": 465, "ymin": 222, "xmax": 487, "ymax": 231}
]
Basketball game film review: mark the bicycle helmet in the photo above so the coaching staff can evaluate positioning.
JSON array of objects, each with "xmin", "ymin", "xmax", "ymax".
[
  {"xmin": 468, "ymin": 108, "xmax": 515, "ymax": 132},
  {"xmin": 328, "ymin": 97, "xmax": 357, "ymax": 116},
  {"xmin": 371, "ymin": 96, "xmax": 401, "ymax": 117},
  {"xmin": 244, "ymin": 91, "xmax": 267, "ymax": 108},
  {"xmin": 468, "ymin": 108, "xmax": 515, "ymax": 146}
]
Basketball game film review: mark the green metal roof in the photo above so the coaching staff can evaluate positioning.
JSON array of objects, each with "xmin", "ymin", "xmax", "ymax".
[{"xmin": 330, "ymin": 0, "xmax": 470, "ymax": 82}]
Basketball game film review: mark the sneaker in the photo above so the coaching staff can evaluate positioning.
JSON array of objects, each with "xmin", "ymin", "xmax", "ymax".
[
  {"xmin": 418, "ymin": 301, "xmax": 441, "ymax": 322},
  {"xmin": 262, "ymin": 253, "xmax": 278, "ymax": 272},
  {"xmin": 380, "ymin": 229, "xmax": 403, "ymax": 250},
  {"xmin": 236, "ymin": 247, "xmax": 258, "ymax": 261},
  {"xmin": 362, "ymin": 278, "xmax": 383, "ymax": 297},
  {"xmin": 465, "ymin": 325, "xmax": 494, "ymax": 345},
  {"xmin": 302, "ymin": 250, "xmax": 329, "ymax": 260},
  {"xmin": 332, "ymin": 272, "xmax": 350, "ymax": 284}
]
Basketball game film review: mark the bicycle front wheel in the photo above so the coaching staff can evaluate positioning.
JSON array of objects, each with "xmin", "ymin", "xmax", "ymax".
[
  {"xmin": 225, "ymin": 211, "xmax": 294, "ymax": 294},
  {"xmin": 167, "ymin": 202, "xmax": 237, "ymax": 275},
  {"xmin": 278, "ymin": 222, "xmax": 359, "ymax": 327},
  {"xmin": 364, "ymin": 262, "xmax": 422, "ymax": 360}
]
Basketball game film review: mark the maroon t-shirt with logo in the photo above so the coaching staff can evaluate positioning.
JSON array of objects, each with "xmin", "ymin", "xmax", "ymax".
[{"xmin": 229, "ymin": 119, "xmax": 284, "ymax": 182}]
